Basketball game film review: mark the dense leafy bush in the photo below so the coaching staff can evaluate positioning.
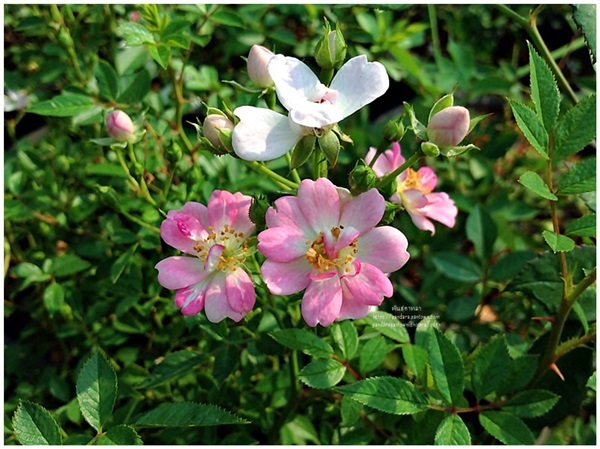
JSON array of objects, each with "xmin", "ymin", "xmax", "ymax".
[{"xmin": 4, "ymin": 4, "xmax": 596, "ymax": 445}]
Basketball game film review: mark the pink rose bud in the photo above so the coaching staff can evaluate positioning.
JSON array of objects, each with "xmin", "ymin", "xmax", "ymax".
[
  {"xmin": 247, "ymin": 45, "xmax": 274, "ymax": 88},
  {"xmin": 106, "ymin": 110, "xmax": 134, "ymax": 141},
  {"xmin": 203, "ymin": 114, "xmax": 234, "ymax": 151},
  {"xmin": 427, "ymin": 106, "xmax": 470, "ymax": 148}
]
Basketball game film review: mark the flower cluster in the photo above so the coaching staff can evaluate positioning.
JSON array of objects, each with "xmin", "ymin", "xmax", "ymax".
[{"xmin": 155, "ymin": 41, "xmax": 469, "ymax": 327}]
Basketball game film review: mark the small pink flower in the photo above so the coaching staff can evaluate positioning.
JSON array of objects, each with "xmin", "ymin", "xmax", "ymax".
[
  {"xmin": 155, "ymin": 191, "xmax": 256, "ymax": 322},
  {"xmin": 365, "ymin": 142, "xmax": 458, "ymax": 235},
  {"xmin": 258, "ymin": 178, "xmax": 410, "ymax": 327},
  {"xmin": 106, "ymin": 110, "xmax": 134, "ymax": 141}
]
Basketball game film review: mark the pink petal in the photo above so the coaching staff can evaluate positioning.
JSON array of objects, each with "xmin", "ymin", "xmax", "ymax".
[
  {"xmin": 155, "ymin": 256, "xmax": 207, "ymax": 290},
  {"xmin": 298, "ymin": 178, "xmax": 341, "ymax": 233},
  {"xmin": 407, "ymin": 209, "xmax": 436, "ymax": 234},
  {"xmin": 207, "ymin": 190, "xmax": 240, "ymax": 231},
  {"xmin": 257, "ymin": 227, "xmax": 309, "ymax": 262},
  {"xmin": 421, "ymin": 192, "xmax": 458, "ymax": 229},
  {"xmin": 174, "ymin": 283, "xmax": 208, "ymax": 316},
  {"xmin": 301, "ymin": 276, "xmax": 343, "ymax": 327},
  {"xmin": 336, "ymin": 291, "xmax": 371, "ymax": 321},
  {"xmin": 231, "ymin": 192, "xmax": 256, "ymax": 237},
  {"xmin": 261, "ymin": 257, "xmax": 312, "ymax": 295},
  {"xmin": 403, "ymin": 189, "xmax": 428, "ymax": 209},
  {"xmin": 339, "ymin": 188, "xmax": 385, "ymax": 234},
  {"xmin": 323, "ymin": 225, "xmax": 360, "ymax": 258},
  {"xmin": 204, "ymin": 273, "xmax": 246, "ymax": 323},
  {"xmin": 225, "ymin": 269, "xmax": 256, "ymax": 314},
  {"xmin": 356, "ymin": 227, "xmax": 410, "ymax": 273},
  {"xmin": 204, "ymin": 244, "xmax": 224, "ymax": 272},
  {"xmin": 365, "ymin": 142, "xmax": 405, "ymax": 178},
  {"xmin": 417, "ymin": 167, "xmax": 438, "ymax": 193},
  {"xmin": 266, "ymin": 195, "xmax": 315, "ymax": 237},
  {"xmin": 160, "ymin": 218, "xmax": 198, "ymax": 255},
  {"xmin": 181, "ymin": 202, "xmax": 210, "ymax": 230},
  {"xmin": 342, "ymin": 262, "xmax": 393, "ymax": 302}
]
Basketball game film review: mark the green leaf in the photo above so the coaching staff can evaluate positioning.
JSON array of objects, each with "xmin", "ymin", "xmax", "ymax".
[
  {"xmin": 137, "ymin": 350, "xmax": 205, "ymax": 389},
  {"xmin": 401, "ymin": 344, "xmax": 428, "ymax": 382},
  {"xmin": 291, "ymin": 135, "xmax": 316, "ymax": 169},
  {"xmin": 434, "ymin": 414, "xmax": 471, "ymax": 445},
  {"xmin": 118, "ymin": 69, "xmax": 151, "ymax": 104},
  {"xmin": 471, "ymin": 335, "xmax": 510, "ymax": 400},
  {"xmin": 210, "ymin": 9, "xmax": 245, "ymax": 28},
  {"xmin": 117, "ymin": 22, "xmax": 155, "ymax": 46},
  {"xmin": 528, "ymin": 42, "xmax": 560, "ymax": 133},
  {"xmin": 134, "ymin": 402, "xmax": 248, "ymax": 427},
  {"xmin": 334, "ymin": 376, "xmax": 429, "ymax": 415},
  {"xmin": 508, "ymin": 99, "xmax": 549, "ymax": 159},
  {"xmin": 554, "ymin": 93, "xmax": 596, "ymax": 159},
  {"xmin": 466, "ymin": 205, "xmax": 498, "ymax": 260},
  {"xmin": 359, "ymin": 336, "xmax": 390, "ymax": 374},
  {"xmin": 212, "ymin": 345, "xmax": 239, "ymax": 385},
  {"xmin": 298, "ymin": 359, "xmax": 346, "ymax": 389},
  {"xmin": 111, "ymin": 243, "xmax": 139, "ymax": 283},
  {"xmin": 281, "ymin": 415, "xmax": 319, "ymax": 445},
  {"xmin": 43, "ymin": 282, "xmax": 66, "ymax": 317},
  {"xmin": 362, "ymin": 310, "xmax": 410, "ymax": 343},
  {"xmin": 29, "ymin": 94, "xmax": 95, "ymax": 117},
  {"xmin": 50, "ymin": 254, "xmax": 92, "ymax": 277},
  {"xmin": 497, "ymin": 354, "xmax": 539, "ymax": 396},
  {"xmin": 504, "ymin": 389, "xmax": 559, "ymax": 418},
  {"xmin": 432, "ymin": 252, "xmax": 482, "ymax": 283},
  {"xmin": 573, "ymin": 4, "xmax": 596, "ymax": 63},
  {"xmin": 518, "ymin": 171, "xmax": 557, "ymax": 200},
  {"xmin": 269, "ymin": 329, "xmax": 333, "ymax": 358},
  {"xmin": 479, "ymin": 411, "xmax": 534, "ymax": 445},
  {"xmin": 566, "ymin": 214, "xmax": 596, "ymax": 237},
  {"xmin": 489, "ymin": 250, "xmax": 536, "ymax": 283},
  {"xmin": 12, "ymin": 401, "xmax": 62, "ymax": 445},
  {"xmin": 148, "ymin": 45, "xmax": 170, "ymax": 70},
  {"xmin": 404, "ymin": 101, "xmax": 427, "ymax": 140},
  {"xmin": 95, "ymin": 60, "xmax": 119, "ymax": 101},
  {"xmin": 542, "ymin": 230, "xmax": 575, "ymax": 253},
  {"xmin": 429, "ymin": 328, "xmax": 464, "ymax": 405},
  {"xmin": 76, "ymin": 352, "xmax": 118, "ymax": 432},
  {"xmin": 331, "ymin": 321, "xmax": 358, "ymax": 360},
  {"xmin": 428, "ymin": 93, "xmax": 454, "ymax": 123},
  {"xmin": 95, "ymin": 425, "xmax": 142, "ymax": 445},
  {"xmin": 558, "ymin": 157, "xmax": 596, "ymax": 194},
  {"xmin": 161, "ymin": 19, "xmax": 192, "ymax": 40},
  {"xmin": 340, "ymin": 396, "xmax": 362, "ymax": 426}
]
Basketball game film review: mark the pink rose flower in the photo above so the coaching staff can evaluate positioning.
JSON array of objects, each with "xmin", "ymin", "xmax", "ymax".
[
  {"xmin": 258, "ymin": 178, "xmax": 410, "ymax": 327},
  {"xmin": 365, "ymin": 142, "xmax": 458, "ymax": 235},
  {"xmin": 155, "ymin": 191, "xmax": 256, "ymax": 322}
]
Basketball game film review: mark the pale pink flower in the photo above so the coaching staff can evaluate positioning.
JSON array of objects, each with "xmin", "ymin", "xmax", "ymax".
[
  {"xmin": 427, "ymin": 106, "xmax": 470, "ymax": 148},
  {"xmin": 258, "ymin": 178, "xmax": 409, "ymax": 327},
  {"xmin": 365, "ymin": 142, "xmax": 457, "ymax": 235},
  {"xmin": 106, "ymin": 110, "xmax": 134, "ymax": 141},
  {"xmin": 155, "ymin": 191, "xmax": 256, "ymax": 322}
]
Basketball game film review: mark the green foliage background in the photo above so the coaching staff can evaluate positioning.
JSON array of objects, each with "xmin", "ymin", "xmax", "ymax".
[{"xmin": 4, "ymin": 3, "xmax": 596, "ymax": 445}]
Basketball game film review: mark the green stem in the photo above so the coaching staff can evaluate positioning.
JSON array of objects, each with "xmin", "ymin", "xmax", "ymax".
[
  {"xmin": 428, "ymin": 4, "xmax": 442, "ymax": 65},
  {"xmin": 285, "ymin": 152, "xmax": 302, "ymax": 184},
  {"xmin": 245, "ymin": 161, "xmax": 298, "ymax": 190},
  {"xmin": 515, "ymin": 36, "xmax": 586, "ymax": 78},
  {"xmin": 115, "ymin": 150, "xmax": 140, "ymax": 189},
  {"xmin": 555, "ymin": 322, "xmax": 596, "ymax": 360},
  {"xmin": 50, "ymin": 5, "xmax": 85, "ymax": 85},
  {"xmin": 120, "ymin": 209, "xmax": 161, "ymax": 234},
  {"xmin": 494, "ymin": 4, "xmax": 579, "ymax": 105},
  {"xmin": 376, "ymin": 149, "xmax": 423, "ymax": 191}
]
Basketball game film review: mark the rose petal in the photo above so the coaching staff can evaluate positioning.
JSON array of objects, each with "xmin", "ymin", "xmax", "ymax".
[
  {"xmin": 261, "ymin": 257, "xmax": 312, "ymax": 295},
  {"xmin": 343, "ymin": 262, "xmax": 393, "ymax": 301},
  {"xmin": 155, "ymin": 256, "xmax": 207, "ymax": 290},
  {"xmin": 207, "ymin": 190, "xmax": 239, "ymax": 231},
  {"xmin": 225, "ymin": 269, "xmax": 256, "ymax": 314},
  {"xmin": 365, "ymin": 142, "xmax": 405, "ymax": 177},
  {"xmin": 232, "ymin": 106, "xmax": 304, "ymax": 161},
  {"xmin": 265, "ymin": 195, "xmax": 314, "ymax": 237},
  {"xmin": 301, "ymin": 276, "xmax": 343, "ymax": 327},
  {"xmin": 257, "ymin": 227, "xmax": 309, "ymax": 262},
  {"xmin": 231, "ymin": 192, "xmax": 256, "ymax": 237},
  {"xmin": 356, "ymin": 227, "xmax": 410, "ymax": 273},
  {"xmin": 421, "ymin": 192, "xmax": 458, "ymax": 229},
  {"xmin": 329, "ymin": 55, "xmax": 390, "ymax": 121},
  {"xmin": 160, "ymin": 218, "xmax": 199, "ymax": 255},
  {"xmin": 288, "ymin": 101, "xmax": 343, "ymax": 129},
  {"xmin": 175, "ymin": 282, "xmax": 209, "ymax": 316},
  {"xmin": 298, "ymin": 178, "xmax": 341, "ymax": 233},
  {"xmin": 204, "ymin": 273, "xmax": 246, "ymax": 323},
  {"xmin": 204, "ymin": 244, "xmax": 224, "ymax": 272},
  {"xmin": 268, "ymin": 55, "xmax": 323, "ymax": 112},
  {"xmin": 339, "ymin": 188, "xmax": 385, "ymax": 234},
  {"xmin": 417, "ymin": 167, "xmax": 438, "ymax": 193}
]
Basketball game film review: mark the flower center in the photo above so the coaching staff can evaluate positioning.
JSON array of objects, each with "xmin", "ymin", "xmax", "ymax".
[
  {"xmin": 397, "ymin": 168, "xmax": 432, "ymax": 195},
  {"xmin": 194, "ymin": 224, "xmax": 248, "ymax": 272},
  {"xmin": 305, "ymin": 227, "xmax": 359, "ymax": 274}
]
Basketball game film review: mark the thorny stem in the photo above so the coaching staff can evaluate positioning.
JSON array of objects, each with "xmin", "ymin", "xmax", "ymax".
[{"xmin": 494, "ymin": 4, "xmax": 579, "ymax": 105}]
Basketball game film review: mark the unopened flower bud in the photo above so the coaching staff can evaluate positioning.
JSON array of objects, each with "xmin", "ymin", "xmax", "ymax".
[
  {"xmin": 106, "ymin": 110, "xmax": 134, "ymax": 142},
  {"xmin": 427, "ymin": 106, "xmax": 470, "ymax": 148},
  {"xmin": 421, "ymin": 141, "xmax": 440, "ymax": 157},
  {"xmin": 315, "ymin": 22, "xmax": 347, "ymax": 70},
  {"xmin": 247, "ymin": 45, "xmax": 275, "ymax": 88},
  {"xmin": 203, "ymin": 114, "xmax": 234, "ymax": 153},
  {"xmin": 249, "ymin": 194, "xmax": 270, "ymax": 230},
  {"xmin": 166, "ymin": 141, "xmax": 183, "ymax": 164},
  {"xmin": 349, "ymin": 159, "xmax": 377, "ymax": 194},
  {"xmin": 383, "ymin": 119, "xmax": 405, "ymax": 142}
]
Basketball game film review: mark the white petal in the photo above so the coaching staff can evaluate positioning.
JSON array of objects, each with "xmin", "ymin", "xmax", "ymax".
[
  {"xmin": 329, "ymin": 55, "xmax": 390, "ymax": 121},
  {"xmin": 288, "ymin": 101, "xmax": 344, "ymax": 129},
  {"xmin": 268, "ymin": 55, "xmax": 323, "ymax": 112},
  {"xmin": 232, "ymin": 106, "xmax": 303, "ymax": 161}
]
